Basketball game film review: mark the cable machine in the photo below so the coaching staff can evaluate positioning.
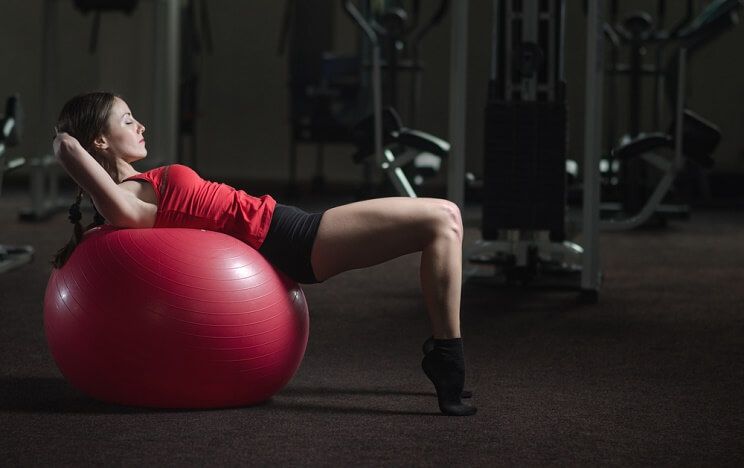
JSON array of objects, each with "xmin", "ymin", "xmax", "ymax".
[{"xmin": 467, "ymin": 0, "xmax": 596, "ymax": 299}]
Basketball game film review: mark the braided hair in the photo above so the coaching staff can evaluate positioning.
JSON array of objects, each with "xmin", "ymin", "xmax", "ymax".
[
  {"xmin": 51, "ymin": 188, "xmax": 106, "ymax": 268},
  {"xmin": 51, "ymin": 92, "xmax": 121, "ymax": 269}
]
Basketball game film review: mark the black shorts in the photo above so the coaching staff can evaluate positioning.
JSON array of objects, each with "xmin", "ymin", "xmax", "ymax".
[{"xmin": 258, "ymin": 204, "xmax": 325, "ymax": 284}]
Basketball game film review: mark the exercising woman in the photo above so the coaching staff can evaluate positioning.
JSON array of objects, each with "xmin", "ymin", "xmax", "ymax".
[{"xmin": 51, "ymin": 92, "xmax": 476, "ymax": 416}]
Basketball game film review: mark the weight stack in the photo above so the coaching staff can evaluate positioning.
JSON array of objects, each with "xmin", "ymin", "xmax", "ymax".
[{"xmin": 482, "ymin": 98, "xmax": 567, "ymax": 239}]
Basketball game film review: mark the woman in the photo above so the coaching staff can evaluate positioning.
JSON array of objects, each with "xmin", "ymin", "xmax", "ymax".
[{"xmin": 52, "ymin": 92, "xmax": 476, "ymax": 416}]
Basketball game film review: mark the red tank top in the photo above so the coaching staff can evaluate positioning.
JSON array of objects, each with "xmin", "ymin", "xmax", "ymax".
[{"xmin": 123, "ymin": 164, "xmax": 276, "ymax": 249}]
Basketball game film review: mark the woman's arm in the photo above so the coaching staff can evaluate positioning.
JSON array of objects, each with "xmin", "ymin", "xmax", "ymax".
[{"xmin": 53, "ymin": 133, "xmax": 154, "ymax": 228}]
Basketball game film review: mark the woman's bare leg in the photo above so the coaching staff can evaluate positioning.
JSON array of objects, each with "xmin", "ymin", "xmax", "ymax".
[
  {"xmin": 310, "ymin": 197, "xmax": 464, "ymax": 339},
  {"xmin": 310, "ymin": 197, "xmax": 476, "ymax": 415}
]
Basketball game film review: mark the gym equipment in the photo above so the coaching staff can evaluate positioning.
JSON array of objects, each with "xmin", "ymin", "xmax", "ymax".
[
  {"xmin": 280, "ymin": 0, "xmax": 450, "ymax": 197},
  {"xmin": 349, "ymin": 106, "xmax": 448, "ymax": 189},
  {"xmin": 0, "ymin": 95, "xmax": 25, "ymax": 193},
  {"xmin": 466, "ymin": 0, "xmax": 588, "ymax": 295},
  {"xmin": 0, "ymin": 94, "xmax": 34, "ymax": 274},
  {"xmin": 17, "ymin": 153, "xmax": 67, "ymax": 222},
  {"xmin": 72, "ymin": 0, "xmax": 139, "ymax": 53},
  {"xmin": 359, "ymin": 0, "xmax": 450, "ymax": 128},
  {"xmin": 578, "ymin": 0, "xmax": 606, "ymax": 301},
  {"xmin": 44, "ymin": 227, "xmax": 310, "ymax": 408},
  {"xmin": 279, "ymin": 0, "xmax": 365, "ymax": 194},
  {"xmin": 343, "ymin": 0, "xmax": 450, "ymax": 198},
  {"xmin": 601, "ymin": 0, "xmax": 742, "ymax": 230},
  {"xmin": 575, "ymin": 0, "xmax": 740, "ymax": 297}
]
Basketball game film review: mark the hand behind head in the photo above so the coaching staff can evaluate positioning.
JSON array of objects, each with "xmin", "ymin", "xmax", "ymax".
[{"xmin": 52, "ymin": 132, "xmax": 81, "ymax": 158}]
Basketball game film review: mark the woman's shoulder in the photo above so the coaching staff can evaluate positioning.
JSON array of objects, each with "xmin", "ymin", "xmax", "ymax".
[
  {"xmin": 122, "ymin": 164, "xmax": 201, "ymax": 189},
  {"xmin": 167, "ymin": 164, "xmax": 197, "ymax": 174},
  {"xmin": 165, "ymin": 164, "xmax": 203, "ymax": 181},
  {"xmin": 123, "ymin": 165, "xmax": 167, "ymax": 181}
]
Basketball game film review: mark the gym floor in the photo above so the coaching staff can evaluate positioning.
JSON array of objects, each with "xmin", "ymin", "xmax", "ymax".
[{"xmin": 1, "ymin": 185, "xmax": 743, "ymax": 466}]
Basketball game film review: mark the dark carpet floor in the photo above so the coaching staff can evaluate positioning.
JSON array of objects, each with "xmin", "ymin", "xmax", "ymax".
[{"xmin": 1, "ymin": 188, "xmax": 743, "ymax": 466}]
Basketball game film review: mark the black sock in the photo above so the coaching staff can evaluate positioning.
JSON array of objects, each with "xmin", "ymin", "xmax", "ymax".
[
  {"xmin": 422, "ymin": 336, "xmax": 473, "ymax": 399},
  {"xmin": 421, "ymin": 338, "xmax": 477, "ymax": 416}
]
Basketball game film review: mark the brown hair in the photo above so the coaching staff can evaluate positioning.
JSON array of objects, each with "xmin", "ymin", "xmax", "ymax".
[{"xmin": 52, "ymin": 91, "xmax": 120, "ymax": 268}]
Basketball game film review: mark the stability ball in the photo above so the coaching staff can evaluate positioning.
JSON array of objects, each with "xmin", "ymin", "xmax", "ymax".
[{"xmin": 43, "ymin": 226, "xmax": 310, "ymax": 408}]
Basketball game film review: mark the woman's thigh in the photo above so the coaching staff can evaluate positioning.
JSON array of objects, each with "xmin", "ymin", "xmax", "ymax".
[{"xmin": 310, "ymin": 196, "xmax": 461, "ymax": 281}]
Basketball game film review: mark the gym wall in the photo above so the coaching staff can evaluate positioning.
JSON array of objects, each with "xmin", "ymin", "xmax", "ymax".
[{"xmin": 1, "ymin": 1, "xmax": 743, "ymax": 189}]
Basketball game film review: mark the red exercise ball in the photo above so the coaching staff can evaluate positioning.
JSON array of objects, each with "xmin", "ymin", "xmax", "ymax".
[{"xmin": 43, "ymin": 226, "xmax": 310, "ymax": 408}]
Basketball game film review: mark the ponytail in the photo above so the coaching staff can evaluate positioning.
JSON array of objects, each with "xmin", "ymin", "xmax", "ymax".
[{"xmin": 51, "ymin": 187, "xmax": 106, "ymax": 268}]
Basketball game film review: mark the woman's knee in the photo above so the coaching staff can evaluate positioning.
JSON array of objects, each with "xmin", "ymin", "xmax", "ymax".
[{"xmin": 423, "ymin": 199, "xmax": 463, "ymax": 243}]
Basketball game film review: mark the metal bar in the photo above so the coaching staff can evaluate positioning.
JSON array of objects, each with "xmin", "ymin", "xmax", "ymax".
[
  {"xmin": 558, "ymin": 1, "xmax": 566, "ymax": 81},
  {"xmin": 523, "ymin": 0, "xmax": 538, "ymax": 100},
  {"xmin": 581, "ymin": 0, "xmax": 605, "ymax": 293},
  {"xmin": 491, "ymin": 0, "xmax": 500, "ymax": 81},
  {"xmin": 371, "ymin": 35, "xmax": 384, "ymax": 183},
  {"xmin": 601, "ymin": 170, "xmax": 675, "ymax": 231},
  {"xmin": 547, "ymin": 0, "xmax": 556, "ymax": 100},
  {"xmin": 152, "ymin": 0, "xmax": 180, "ymax": 165},
  {"xmin": 384, "ymin": 149, "xmax": 417, "ymax": 198},
  {"xmin": 674, "ymin": 49, "xmax": 687, "ymax": 171},
  {"xmin": 41, "ymin": 0, "xmax": 57, "ymax": 157},
  {"xmin": 447, "ymin": 0, "xmax": 468, "ymax": 208},
  {"xmin": 505, "ymin": 1, "xmax": 513, "ymax": 98}
]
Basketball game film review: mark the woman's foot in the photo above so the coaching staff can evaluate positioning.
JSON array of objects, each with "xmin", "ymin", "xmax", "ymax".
[
  {"xmin": 421, "ymin": 338, "xmax": 477, "ymax": 416},
  {"xmin": 423, "ymin": 336, "xmax": 473, "ymax": 399}
]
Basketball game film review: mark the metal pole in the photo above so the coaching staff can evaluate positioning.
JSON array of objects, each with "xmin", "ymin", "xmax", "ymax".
[
  {"xmin": 41, "ymin": 0, "xmax": 57, "ymax": 157},
  {"xmin": 523, "ymin": 0, "xmax": 538, "ymax": 101},
  {"xmin": 371, "ymin": 35, "xmax": 384, "ymax": 187},
  {"xmin": 490, "ymin": 0, "xmax": 500, "ymax": 82},
  {"xmin": 581, "ymin": 0, "xmax": 605, "ymax": 295},
  {"xmin": 674, "ymin": 49, "xmax": 687, "ymax": 172},
  {"xmin": 153, "ymin": 0, "xmax": 180, "ymax": 165},
  {"xmin": 447, "ymin": 0, "xmax": 468, "ymax": 208}
]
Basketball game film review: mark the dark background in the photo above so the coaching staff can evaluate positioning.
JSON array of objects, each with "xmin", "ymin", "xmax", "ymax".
[{"xmin": 1, "ymin": 0, "xmax": 743, "ymax": 186}]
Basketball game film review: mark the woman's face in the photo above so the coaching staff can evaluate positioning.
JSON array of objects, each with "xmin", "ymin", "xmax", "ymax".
[{"xmin": 100, "ymin": 97, "xmax": 147, "ymax": 163}]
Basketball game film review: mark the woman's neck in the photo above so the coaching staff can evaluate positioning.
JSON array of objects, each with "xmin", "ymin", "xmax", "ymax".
[{"xmin": 115, "ymin": 159, "xmax": 139, "ymax": 181}]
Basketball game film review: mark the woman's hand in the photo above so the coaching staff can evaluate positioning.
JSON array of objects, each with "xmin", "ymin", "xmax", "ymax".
[{"xmin": 52, "ymin": 132, "xmax": 82, "ymax": 160}]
